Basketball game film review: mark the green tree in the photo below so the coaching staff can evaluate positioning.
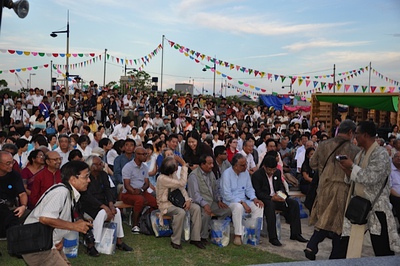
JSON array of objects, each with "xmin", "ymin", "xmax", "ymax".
[
  {"xmin": 127, "ymin": 70, "xmax": 152, "ymax": 91},
  {"xmin": 0, "ymin": 79, "xmax": 8, "ymax": 87}
]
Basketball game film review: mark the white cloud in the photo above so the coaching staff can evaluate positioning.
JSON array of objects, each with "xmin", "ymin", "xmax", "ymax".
[
  {"xmin": 283, "ymin": 39, "xmax": 371, "ymax": 52},
  {"xmin": 190, "ymin": 12, "xmax": 349, "ymax": 36},
  {"xmin": 228, "ymin": 53, "xmax": 288, "ymax": 61}
]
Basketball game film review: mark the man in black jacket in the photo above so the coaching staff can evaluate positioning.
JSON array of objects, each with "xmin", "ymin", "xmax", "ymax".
[{"xmin": 251, "ymin": 155, "xmax": 308, "ymax": 246}]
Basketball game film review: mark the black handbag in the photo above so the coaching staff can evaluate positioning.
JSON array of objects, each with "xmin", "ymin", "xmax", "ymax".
[
  {"xmin": 345, "ymin": 177, "xmax": 388, "ymax": 225},
  {"xmin": 7, "ymin": 222, "xmax": 54, "ymax": 255},
  {"xmin": 168, "ymin": 188, "xmax": 186, "ymax": 208},
  {"xmin": 6, "ymin": 184, "xmax": 68, "ymax": 255}
]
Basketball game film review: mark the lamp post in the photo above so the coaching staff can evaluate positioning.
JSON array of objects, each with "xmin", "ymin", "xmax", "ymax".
[
  {"xmin": 28, "ymin": 73, "xmax": 35, "ymax": 89},
  {"xmin": 202, "ymin": 59, "xmax": 216, "ymax": 96},
  {"xmin": 50, "ymin": 10, "xmax": 69, "ymax": 95},
  {"xmin": 0, "ymin": 0, "xmax": 29, "ymax": 31},
  {"xmin": 282, "ymin": 79, "xmax": 293, "ymax": 94}
]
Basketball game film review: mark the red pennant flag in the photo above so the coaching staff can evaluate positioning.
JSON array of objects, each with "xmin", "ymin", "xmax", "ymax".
[
  {"xmin": 268, "ymin": 73, "xmax": 272, "ymax": 80},
  {"xmin": 305, "ymin": 80, "xmax": 311, "ymax": 87},
  {"xmin": 328, "ymin": 83, "xmax": 334, "ymax": 90},
  {"xmin": 371, "ymin": 86, "xmax": 377, "ymax": 93}
]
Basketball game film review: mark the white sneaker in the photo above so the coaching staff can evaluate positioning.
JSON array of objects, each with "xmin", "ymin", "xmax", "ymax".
[{"xmin": 131, "ymin": 225, "xmax": 140, "ymax": 234}]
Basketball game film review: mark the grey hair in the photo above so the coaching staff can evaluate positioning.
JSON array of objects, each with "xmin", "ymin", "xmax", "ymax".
[
  {"xmin": 85, "ymin": 155, "xmax": 99, "ymax": 168},
  {"xmin": 231, "ymin": 153, "xmax": 245, "ymax": 167},
  {"xmin": 338, "ymin": 119, "xmax": 356, "ymax": 134}
]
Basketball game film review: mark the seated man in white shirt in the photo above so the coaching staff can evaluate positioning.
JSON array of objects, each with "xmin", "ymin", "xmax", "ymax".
[{"xmin": 239, "ymin": 140, "xmax": 258, "ymax": 175}]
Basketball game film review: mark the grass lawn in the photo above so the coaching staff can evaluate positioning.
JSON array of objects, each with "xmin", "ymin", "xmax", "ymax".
[{"xmin": 0, "ymin": 224, "xmax": 292, "ymax": 266}]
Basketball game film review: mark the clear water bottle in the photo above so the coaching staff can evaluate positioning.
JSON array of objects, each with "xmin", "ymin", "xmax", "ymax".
[
  {"xmin": 63, "ymin": 231, "xmax": 79, "ymax": 258},
  {"xmin": 275, "ymin": 213, "xmax": 281, "ymax": 240}
]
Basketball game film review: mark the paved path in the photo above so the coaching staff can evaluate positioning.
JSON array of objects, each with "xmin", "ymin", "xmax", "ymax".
[{"xmin": 254, "ymin": 214, "xmax": 375, "ymax": 261}]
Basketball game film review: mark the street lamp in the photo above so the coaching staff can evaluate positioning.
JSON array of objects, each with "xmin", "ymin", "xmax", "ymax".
[
  {"xmin": 28, "ymin": 72, "xmax": 35, "ymax": 89},
  {"xmin": 282, "ymin": 79, "xmax": 293, "ymax": 94},
  {"xmin": 50, "ymin": 11, "xmax": 69, "ymax": 95},
  {"xmin": 0, "ymin": 0, "xmax": 29, "ymax": 31},
  {"xmin": 202, "ymin": 59, "xmax": 216, "ymax": 96}
]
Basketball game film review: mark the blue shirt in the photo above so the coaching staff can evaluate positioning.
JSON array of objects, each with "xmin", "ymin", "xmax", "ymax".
[
  {"xmin": 156, "ymin": 150, "xmax": 182, "ymax": 169},
  {"xmin": 221, "ymin": 166, "xmax": 256, "ymax": 205},
  {"xmin": 113, "ymin": 154, "xmax": 134, "ymax": 184}
]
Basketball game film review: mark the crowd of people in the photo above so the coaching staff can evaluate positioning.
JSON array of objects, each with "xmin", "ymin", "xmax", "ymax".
[{"xmin": 0, "ymin": 82, "xmax": 399, "ymax": 264}]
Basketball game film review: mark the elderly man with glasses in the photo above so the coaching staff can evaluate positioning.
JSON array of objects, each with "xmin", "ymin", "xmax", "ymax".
[
  {"xmin": 80, "ymin": 155, "xmax": 132, "ymax": 254},
  {"xmin": 221, "ymin": 153, "xmax": 264, "ymax": 246},
  {"xmin": 0, "ymin": 151, "xmax": 28, "ymax": 241},
  {"xmin": 30, "ymin": 151, "xmax": 62, "ymax": 207}
]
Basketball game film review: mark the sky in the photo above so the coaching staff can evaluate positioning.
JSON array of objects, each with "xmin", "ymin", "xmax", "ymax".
[{"xmin": 0, "ymin": 0, "xmax": 399, "ymax": 98}]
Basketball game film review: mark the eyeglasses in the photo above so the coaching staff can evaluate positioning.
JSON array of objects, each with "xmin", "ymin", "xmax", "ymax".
[
  {"xmin": 36, "ymin": 155, "xmax": 45, "ymax": 158},
  {"xmin": 48, "ymin": 157, "xmax": 62, "ymax": 161},
  {"xmin": 136, "ymin": 153, "xmax": 149, "ymax": 156},
  {"xmin": 0, "ymin": 161, "xmax": 14, "ymax": 166},
  {"xmin": 77, "ymin": 173, "xmax": 90, "ymax": 180}
]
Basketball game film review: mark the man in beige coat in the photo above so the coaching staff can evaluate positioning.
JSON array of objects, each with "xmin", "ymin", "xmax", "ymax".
[
  {"xmin": 156, "ymin": 156, "xmax": 205, "ymax": 250},
  {"xmin": 304, "ymin": 119, "xmax": 360, "ymax": 260}
]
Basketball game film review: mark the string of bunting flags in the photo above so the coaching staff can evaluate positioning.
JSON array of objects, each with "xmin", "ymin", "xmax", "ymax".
[
  {"xmin": 0, "ymin": 64, "xmax": 50, "ymax": 74},
  {"xmin": 0, "ymin": 49, "xmax": 97, "ymax": 57},
  {"xmin": 0, "ymin": 44, "xmax": 163, "ymax": 75},
  {"xmin": 371, "ymin": 68, "xmax": 399, "ymax": 86},
  {"xmin": 168, "ymin": 38, "xmax": 400, "ymax": 94},
  {"xmin": 166, "ymin": 37, "xmax": 369, "ymax": 83}
]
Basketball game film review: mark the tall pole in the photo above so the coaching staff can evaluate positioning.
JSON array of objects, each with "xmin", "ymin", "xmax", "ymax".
[
  {"xmin": 103, "ymin": 48, "xmax": 107, "ymax": 87},
  {"xmin": 65, "ymin": 10, "xmax": 70, "ymax": 96},
  {"xmin": 213, "ymin": 58, "xmax": 216, "ymax": 97},
  {"xmin": 368, "ymin": 62, "xmax": 372, "ymax": 93},
  {"xmin": 160, "ymin": 35, "xmax": 165, "ymax": 92},
  {"xmin": 50, "ymin": 60, "xmax": 53, "ymax": 90},
  {"xmin": 333, "ymin": 64, "xmax": 336, "ymax": 93}
]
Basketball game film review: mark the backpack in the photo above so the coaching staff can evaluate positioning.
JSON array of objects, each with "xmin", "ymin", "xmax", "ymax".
[{"xmin": 139, "ymin": 206, "xmax": 154, "ymax": 235}]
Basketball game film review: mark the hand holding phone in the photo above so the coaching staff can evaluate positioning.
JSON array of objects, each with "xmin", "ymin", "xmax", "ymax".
[{"xmin": 336, "ymin": 155, "xmax": 348, "ymax": 161}]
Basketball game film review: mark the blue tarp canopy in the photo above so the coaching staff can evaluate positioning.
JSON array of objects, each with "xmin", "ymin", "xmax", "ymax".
[{"xmin": 260, "ymin": 95, "xmax": 291, "ymax": 110}]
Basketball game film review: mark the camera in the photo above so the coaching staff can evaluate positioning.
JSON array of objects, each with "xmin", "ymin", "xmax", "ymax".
[
  {"xmin": 335, "ymin": 155, "xmax": 348, "ymax": 161},
  {"xmin": 15, "ymin": 120, "xmax": 21, "ymax": 124}
]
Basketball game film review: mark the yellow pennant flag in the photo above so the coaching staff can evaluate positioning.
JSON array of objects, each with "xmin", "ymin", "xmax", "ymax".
[
  {"xmin": 380, "ymin": 86, "xmax": 386, "ymax": 93},
  {"xmin": 337, "ymin": 84, "xmax": 342, "ymax": 91},
  {"xmin": 298, "ymin": 78, "xmax": 303, "ymax": 86}
]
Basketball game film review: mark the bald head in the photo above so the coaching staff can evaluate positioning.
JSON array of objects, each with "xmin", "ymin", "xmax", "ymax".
[{"xmin": 134, "ymin": 147, "xmax": 148, "ymax": 163}]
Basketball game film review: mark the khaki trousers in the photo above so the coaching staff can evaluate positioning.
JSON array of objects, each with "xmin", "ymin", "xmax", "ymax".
[
  {"xmin": 165, "ymin": 203, "xmax": 201, "ymax": 245},
  {"xmin": 22, "ymin": 248, "xmax": 71, "ymax": 266}
]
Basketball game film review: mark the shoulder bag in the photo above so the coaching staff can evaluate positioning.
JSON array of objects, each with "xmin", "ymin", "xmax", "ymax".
[
  {"xmin": 345, "ymin": 177, "xmax": 388, "ymax": 225},
  {"xmin": 168, "ymin": 188, "xmax": 186, "ymax": 208},
  {"xmin": 7, "ymin": 184, "xmax": 68, "ymax": 255}
]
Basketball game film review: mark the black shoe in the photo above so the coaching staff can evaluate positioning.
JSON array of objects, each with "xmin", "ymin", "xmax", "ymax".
[
  {"xmin": 269, "ymin": 238, "xmax": 282, "ymax": 246},
  {"xmin": 201, "ymin": 238, "xmax": 209, "ymax": 245},
  {"xmin": 190, "ymin": 240, "xmax": 206, "ymax": 249},
  {"xmin": 170, "ymin": 241, "xmax": 182, "ymax": 250},
  {"xmin": 87, "ymin": 246, "xmax": 100, "ymax": 257},
  {"xmin": 304, "ymin": 248, "xmax": 316, "ymax": 260},
  {"xmin": 290, "ymin": 234, "xmax": 308, "ymax": 243},
  {"xmin": 117, "ymin": 242, "xmax": 133, "ymax": 251}
]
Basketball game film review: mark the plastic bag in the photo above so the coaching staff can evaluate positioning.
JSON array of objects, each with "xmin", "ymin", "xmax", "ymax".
[
  {"xmin": 63, "ymin": 231, "xmax": 79, "ymax": 258},
  {"xmin": 242, "ymin": 215, "xmax": 262, "ymax": 246},
  {"xmin": 95, "ymin": 222, "xmax": 117, "ymax": 255},
  {"xmin": 182, "ymin": 210, "xmax": 190, "ymax": 241},
  {"xmin": 150, "ymin": 210, "xmax": 173, "ymax": 237},
  {"xmin": 211, "ymin": 218, "xmax": 231, "ymax": 247}
]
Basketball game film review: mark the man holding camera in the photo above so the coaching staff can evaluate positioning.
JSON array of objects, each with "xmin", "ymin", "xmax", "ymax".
[
  {"xmin": 22, "ymin": 161, "xmax": 93, "ymax": 265},
  {"xmin": 10, "ymin": 100, "xmax": 30, "ymax": 131}
]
